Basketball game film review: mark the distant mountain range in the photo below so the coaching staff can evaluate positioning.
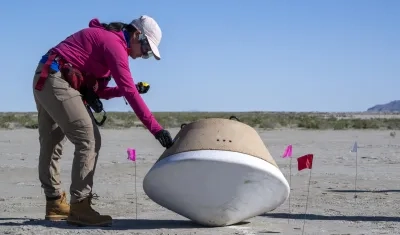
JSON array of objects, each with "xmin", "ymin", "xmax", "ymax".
[{"xmin": 366, "ymin": 100, "xmax": 400, "ymax": 112}]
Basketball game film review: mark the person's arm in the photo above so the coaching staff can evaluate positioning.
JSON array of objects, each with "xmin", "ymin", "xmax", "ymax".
[
  {"xmin": 94, "ymin": 75, "xmax": 122, "ymax": 100},
  {"xmin": 102, "ymin": 38, "xmax": 163, "ymax": 136},
  {"xmin": 96, "ymin": 86, "xmax": 123, "ymax": 100}
]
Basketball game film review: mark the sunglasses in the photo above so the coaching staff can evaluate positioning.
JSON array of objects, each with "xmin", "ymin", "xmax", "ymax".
[{"xmin": 138, "ymin": 35, "xmax": 154, "ymax": 59}]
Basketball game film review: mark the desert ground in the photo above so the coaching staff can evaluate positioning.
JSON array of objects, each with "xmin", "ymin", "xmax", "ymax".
[{"xmin": 1, "ymin": 127, "xmax": 400, "ymax": 235}]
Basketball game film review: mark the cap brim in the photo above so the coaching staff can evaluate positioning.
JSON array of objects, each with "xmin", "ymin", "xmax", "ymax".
[{"xmin": 148, "ymin": 39, "xmax": 161, "ymax": 60}]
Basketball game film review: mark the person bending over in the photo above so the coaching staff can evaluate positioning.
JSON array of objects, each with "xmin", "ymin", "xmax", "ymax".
[{"xmin": 32, "ymin": 15, "xmax": 173, "ymax": 227}]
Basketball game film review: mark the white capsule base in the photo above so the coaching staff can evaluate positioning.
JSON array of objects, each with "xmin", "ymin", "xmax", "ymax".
[{"xmin": 143, "ymin": 150, "xmax": 290, "ymax": 226}]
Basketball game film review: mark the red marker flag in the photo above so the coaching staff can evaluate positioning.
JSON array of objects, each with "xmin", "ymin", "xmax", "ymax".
[{"xmin": 297, "ymin": 154, "xmax": 313, "ymax": 171}]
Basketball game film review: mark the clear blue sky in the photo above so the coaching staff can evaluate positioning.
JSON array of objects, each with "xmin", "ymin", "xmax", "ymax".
[{"xmin": 0, "ymin": 0, "xmax": 399, "ymax": 112}]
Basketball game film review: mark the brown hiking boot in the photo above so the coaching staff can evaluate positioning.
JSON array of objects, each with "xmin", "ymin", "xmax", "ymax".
[
  {"xmin": 45, "ymin": 191, "xmax": 70, "ymax": 221},
  {"xmin": 67, "ymin": 193, "xmax": 112, "ymax": 227}
]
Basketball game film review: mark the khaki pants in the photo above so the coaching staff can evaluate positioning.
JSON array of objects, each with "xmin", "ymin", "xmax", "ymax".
[{"xmin": 32, "ymin": 63, "xmax": 101, "ymax": 204}]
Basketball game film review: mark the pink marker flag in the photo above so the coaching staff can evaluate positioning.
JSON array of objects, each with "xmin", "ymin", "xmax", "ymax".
[
  {"xmin": 127, "ymin": 148, "xmax": 138, "ymax": 219},
  {"xmin": 127, "ymin": 148, "xmax": 136, "ymax": 161},
  {"xmin": 282, "ymin": 145, "xmax": 293, "ymax": 158}
]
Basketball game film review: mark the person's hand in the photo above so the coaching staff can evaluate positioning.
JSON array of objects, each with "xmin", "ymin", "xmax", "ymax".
[
  {"xmin": 155, "ymin": 129, "xmax": 173, "ymax": 148},
  {"xmin": 136, "ymin": 82, "xmax": 150, "ymax": 94}
]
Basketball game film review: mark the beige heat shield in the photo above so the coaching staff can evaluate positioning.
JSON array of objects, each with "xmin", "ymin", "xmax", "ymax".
[{"xmin": 157, "ymin": 118, "xmax": 278, "ymax": 168}]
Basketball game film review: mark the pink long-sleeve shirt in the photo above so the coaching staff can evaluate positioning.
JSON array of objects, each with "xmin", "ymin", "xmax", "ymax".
[{"xmin": 50, "ymin": 18, "xmax": 163, "ymax": 136}]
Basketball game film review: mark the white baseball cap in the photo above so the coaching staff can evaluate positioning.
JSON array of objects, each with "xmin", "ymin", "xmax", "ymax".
[{"xmin": 130, "ymin": 15, "xmax": 162, "ymax": 60}]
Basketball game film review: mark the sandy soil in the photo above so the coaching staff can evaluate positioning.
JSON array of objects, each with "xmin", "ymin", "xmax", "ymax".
[{"xmin": 1, "ymin": 128, "xmax": 400, "ymax": 235}]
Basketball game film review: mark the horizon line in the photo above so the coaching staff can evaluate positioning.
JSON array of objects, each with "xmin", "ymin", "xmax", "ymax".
[{"xmin": 0, "ymin": 110, "xmax": 397, "ymax": 114}]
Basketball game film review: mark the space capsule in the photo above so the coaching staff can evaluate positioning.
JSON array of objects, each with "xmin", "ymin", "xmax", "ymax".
[{"xmin": 143, "ymin": 117, "xmax": 290, "ymax": 226}]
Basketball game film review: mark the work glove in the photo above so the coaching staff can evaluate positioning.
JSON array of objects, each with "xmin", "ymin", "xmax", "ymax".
[
  {"xmin": 136, "ymin": 82, "xmax": 150, "ymax": 94},
  {"xmin": 155, "ymin": 129, "xmax": 173, "ymax": 149}
]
